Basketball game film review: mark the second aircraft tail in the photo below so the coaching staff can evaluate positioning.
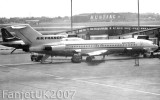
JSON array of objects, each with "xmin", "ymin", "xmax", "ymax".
[{"xmin": 1, "ymin": 28, "xmax": 21, "ymax": 42}]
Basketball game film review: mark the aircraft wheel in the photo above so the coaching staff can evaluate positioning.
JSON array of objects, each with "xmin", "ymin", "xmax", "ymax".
[
  {"xmin": 143, "ymin": 54, "xmax": 147, "ymax": 58},
  {"xmin": 71, "ymin": 54, "xmax": 82, "ymax": 63},
  {"xmin": 35, "ymin": 58, "xmax": 39, "ymax": 62},
  {"xmin": 31, "ymin": 57, "xmax": 34, "ymax": 61},
  {"xmin": 31, "ymin": 56, "xmax": 35, "ymax": 61},
  {"xmin": 86, "ymin": 56, "xmax": 93, "ymax": 62}
]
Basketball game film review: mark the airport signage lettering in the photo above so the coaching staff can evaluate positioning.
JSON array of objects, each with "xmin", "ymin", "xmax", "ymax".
[{"xmin": 90, "ymin": 14, "xmax": 116, "ymax": 20}]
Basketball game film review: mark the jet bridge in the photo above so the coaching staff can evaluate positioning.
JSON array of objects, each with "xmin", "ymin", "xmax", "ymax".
[{"xmin": 66, "ymin": 26, "xmax": 160, "ymax": 47}]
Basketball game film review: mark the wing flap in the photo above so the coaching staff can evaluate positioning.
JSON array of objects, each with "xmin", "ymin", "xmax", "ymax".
[{"xmin": 87, "ymin": 50, "xmax": 108, "ymax": 56}]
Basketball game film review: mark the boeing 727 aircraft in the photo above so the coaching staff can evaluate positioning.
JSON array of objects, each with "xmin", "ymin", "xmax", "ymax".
[
  {"xmin": 7, "ymin": 24, "xmax": 158, "ymax": 63},
  {"xmin": 0, "ymin": 27, "xmax": 67, "ymax": 53}
]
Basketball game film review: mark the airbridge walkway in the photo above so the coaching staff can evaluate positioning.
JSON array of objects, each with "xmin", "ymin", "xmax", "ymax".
[{"xmin": 66, "ymin": 26, "xmax": 160, "ymax": 46}]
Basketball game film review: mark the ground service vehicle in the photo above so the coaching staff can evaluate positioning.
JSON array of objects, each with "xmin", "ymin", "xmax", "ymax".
[{"xmin": 31, "ymin": 53, "xmax": 43, "ymax": 62}]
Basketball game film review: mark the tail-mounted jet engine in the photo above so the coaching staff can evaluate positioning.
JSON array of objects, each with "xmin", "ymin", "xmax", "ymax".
[
  {"xmin": 44, "ymin": 45, "xmax": 66, "ymax": 51},
  {"xmin": 29, "ymin": 45, "xmax": 66, "ymax": 52}
]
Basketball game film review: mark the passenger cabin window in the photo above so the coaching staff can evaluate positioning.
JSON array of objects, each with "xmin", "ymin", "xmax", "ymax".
[{"xmin": 62, "ymin": 38, "xmax": 84, "ymax": 41}]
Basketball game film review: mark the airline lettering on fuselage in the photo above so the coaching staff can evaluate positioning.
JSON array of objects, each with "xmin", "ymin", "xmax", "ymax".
[{"xmin": 36, "ymin": 36, "xmax": 63, "ymax": 40}]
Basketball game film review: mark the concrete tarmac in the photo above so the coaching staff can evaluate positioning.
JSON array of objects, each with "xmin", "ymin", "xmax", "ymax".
[{"xmin": 0, "ymin": 51, "xmax": 160, "ymax": 100}]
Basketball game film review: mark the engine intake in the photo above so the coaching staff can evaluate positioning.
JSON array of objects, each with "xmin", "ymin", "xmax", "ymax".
[
  {"xmin": 44, "ymin": 45, "xmax": 65, "ymax": 51},
  {"xmin": 44, "ymin": 47, "xmax": 52, "ymax": 51}
]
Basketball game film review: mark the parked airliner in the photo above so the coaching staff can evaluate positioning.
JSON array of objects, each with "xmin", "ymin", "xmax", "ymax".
[
  {"xmin": 8, "ymin": 24, "xmax": 158, "ymax": 63},
  {"xmin": 0, "ymin": 26, "xmax": 67, "ymax": 53}
]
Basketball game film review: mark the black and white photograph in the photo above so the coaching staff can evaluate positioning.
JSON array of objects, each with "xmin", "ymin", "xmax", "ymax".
[{"xmin": 0, "ymin": 0, "xmax": 160, "ymax": 100}]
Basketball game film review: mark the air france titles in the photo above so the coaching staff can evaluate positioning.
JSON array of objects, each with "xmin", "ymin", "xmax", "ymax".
[{"xmin": 36, "ymin": 36, "xmax": 63, "ymax": 40}]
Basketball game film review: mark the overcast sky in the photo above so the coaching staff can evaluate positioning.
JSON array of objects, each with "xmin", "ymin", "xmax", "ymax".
[{"xmin": 0, "ymin": 0, "xmax": 160, "ymax": 18}]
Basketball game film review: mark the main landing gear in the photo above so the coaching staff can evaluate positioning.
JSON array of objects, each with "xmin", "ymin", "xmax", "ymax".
[
  {"xmin": 71, "ymin": 53, "xmax": 82, "ymax": 63},
  {"xmin": 86, "ymin": 56, "xmax": 95, "ymax": 62}
]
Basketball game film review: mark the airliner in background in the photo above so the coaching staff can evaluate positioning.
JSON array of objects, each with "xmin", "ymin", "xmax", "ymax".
[
  {"xmin": 6, "ymin": 24, "xmax": 158, "ymax": 63},
  {"xmin": 0, "ymin": 28, "xmax": 27, "ymax": 53},
  {"xmin": 0, "ymin": 27, "xmax": 68, "ymax": 53}
]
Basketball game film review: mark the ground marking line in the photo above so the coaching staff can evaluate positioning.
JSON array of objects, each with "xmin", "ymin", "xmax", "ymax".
[
  {"xmin": 1, "ymin": 63, "xmax": 160, "ymax": 96},
  {"xmin": 72, "ymin": 79, "xmax": 160, "ymax": 96},
  {"xmin": 0, "ymin": 64, "xmax": 64, "ymax": 79},
  {"xmin": 0, "ymin": 63, "xmax": 39, "ymax": 67},
  {"xmin": 72, "ymin": 76, "xmax": 160, "ymax": 85}
]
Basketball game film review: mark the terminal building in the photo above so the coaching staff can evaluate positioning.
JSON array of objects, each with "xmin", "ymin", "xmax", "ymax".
[{"xmin": 69, "ymin": 13, "xmax": 160, "ymax": 49}]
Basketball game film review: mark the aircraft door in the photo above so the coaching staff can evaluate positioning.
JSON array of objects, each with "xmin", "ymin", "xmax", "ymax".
[{"xmin": 140, "ymin": 41, "xmax": 143, "ymax": 46}]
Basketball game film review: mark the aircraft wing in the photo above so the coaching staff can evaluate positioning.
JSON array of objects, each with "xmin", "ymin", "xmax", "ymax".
[{"xmin": 86, "ymin": 50, "xmax": 108, "ymax": 56}]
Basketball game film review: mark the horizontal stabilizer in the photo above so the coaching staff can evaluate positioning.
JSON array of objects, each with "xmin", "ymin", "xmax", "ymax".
[{"xmin": 11, "ymin": 25, "xmax": 27, "ymax": 29}]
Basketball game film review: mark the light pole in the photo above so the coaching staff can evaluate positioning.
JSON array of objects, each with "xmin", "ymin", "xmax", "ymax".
[
  {"xmin": 135, "ymin": 0, "xmax": 140, "ymax": 66},
  {"xmin": 138, "ymin": 0, "xmax": 140, "ymax": 31},
  {"xmin": 71, "ymin": 0, "xmax": 73, "ymax": 32}
]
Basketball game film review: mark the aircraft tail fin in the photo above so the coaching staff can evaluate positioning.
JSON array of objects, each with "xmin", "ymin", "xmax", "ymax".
[
  {"xmin": 1, "ymin": 28, "xmax": 20, "ymax": 42},
  {"xmin": 10, "ymin": 24, "xmax": 42, "ymax": 46}
]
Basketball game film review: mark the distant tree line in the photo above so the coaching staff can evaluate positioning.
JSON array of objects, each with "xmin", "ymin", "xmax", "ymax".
[
  {"xmin": 0, "ymin": 16, "xmax": 70, "ymax": 24},
  {"xmin": 1, "ymin": 13, "xmax": 160, "ymax": 24}
]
